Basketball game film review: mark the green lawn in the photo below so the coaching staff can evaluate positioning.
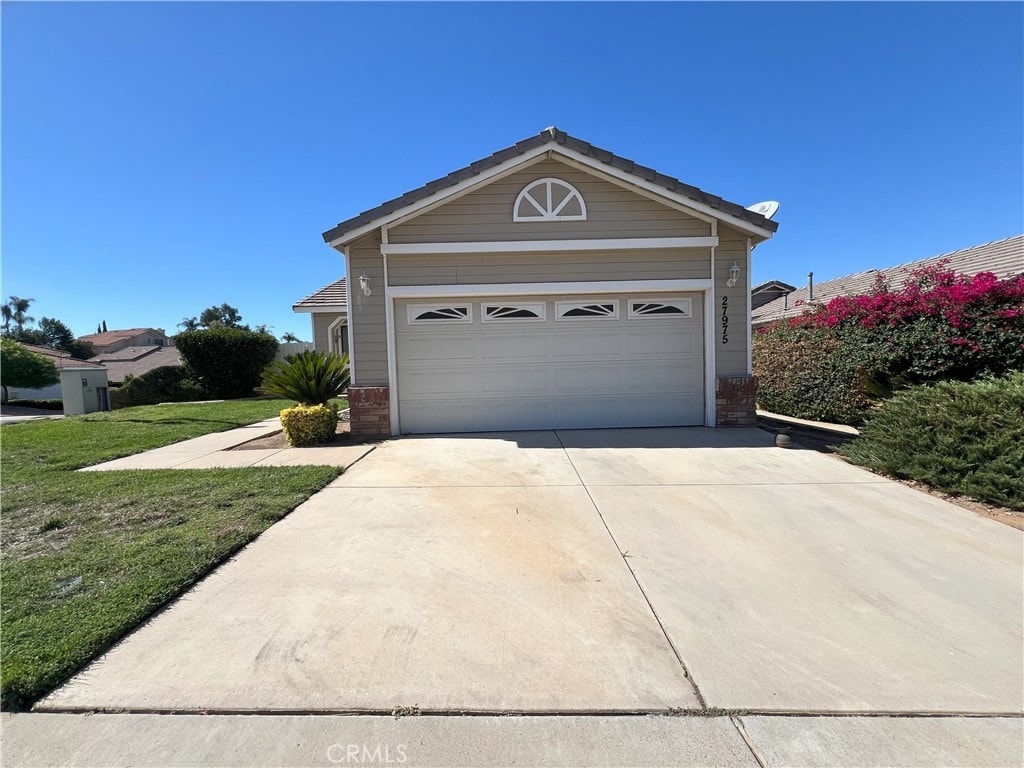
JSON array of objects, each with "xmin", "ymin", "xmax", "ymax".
[{"xmin": 1, "ymin": 400, "xmax": 344, "ymax": 709}]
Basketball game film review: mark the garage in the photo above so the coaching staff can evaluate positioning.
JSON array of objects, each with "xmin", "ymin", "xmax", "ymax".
[{"xmin": 395, "ymin": 293, "xmax": 704, "ymax": 434}]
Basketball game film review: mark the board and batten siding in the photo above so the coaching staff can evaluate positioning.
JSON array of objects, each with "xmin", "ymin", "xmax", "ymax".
[
  {"xmin": 348, "ymin": 231, "xmax": 389, "ymax": 386},
  {"xmin": 388, "ymin": 159, "xmax": 711, "ymax": 244},
  {"xmin": 714, "ymin": 224, "xmax": 750, "ymax": 377}
]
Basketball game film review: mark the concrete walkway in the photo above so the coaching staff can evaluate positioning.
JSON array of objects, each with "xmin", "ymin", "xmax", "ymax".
[
  {"xmin": 78, "ymin": 417, "xmax": 375, "ymax": 470},
  {"xmin": 18, "ymin": 426, "xmax": 1024, "ymax": 765}
]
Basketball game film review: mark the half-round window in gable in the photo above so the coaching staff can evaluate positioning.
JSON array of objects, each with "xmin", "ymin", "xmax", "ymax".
[{"xmin": 513, "ymin": 178, "xmax": 587, "ymax": 222}]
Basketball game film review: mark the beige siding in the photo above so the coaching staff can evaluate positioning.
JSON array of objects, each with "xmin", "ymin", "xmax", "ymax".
[
  {"xmin": 311, "ymin": 312, "xmax": 345, "ymax": 353},
  {"xmin": 347, "ymin": 232, "xmax": 389, "ymax": 385},
  {"xmin": 389, "ymin": 159, "xmax": 711, "ymax": 243},
  {"xmin": 714, "ymin": 225, "xmax": 750, "ymax": 377},
  {"xmin": 387, "ymin": 249, "xmax": 711, "ymax": 287}
]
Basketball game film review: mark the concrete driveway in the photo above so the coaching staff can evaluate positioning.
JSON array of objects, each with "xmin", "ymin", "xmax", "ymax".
[{"xmin": 37, "ymin": 427, "xmax": 1023, "ymax": 717}]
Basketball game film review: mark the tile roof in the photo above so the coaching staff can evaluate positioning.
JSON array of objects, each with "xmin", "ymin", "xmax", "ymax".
[
  {"xmin": 322, "ymin": 127, "xmax": 779, "ymax": 244},
  {"xmin": 293, "ymin": 278, "xmax": 348, "ymax": 311},
  {"xmin": 89, "ymin": 346, "xmax": 183, "ymax": 384},
  {"xmin": 752, "ymin": 234, "xmax": 1024, "ymax": 325},
  {"xmin": 19, "ymin": 344, "xmax": 106, "ymax": 368},
  {"xmin": 78, "ymin": 328, "xmax": 167, "ymax": 346}
]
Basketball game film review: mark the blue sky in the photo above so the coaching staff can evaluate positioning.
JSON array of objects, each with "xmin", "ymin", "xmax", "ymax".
[{"xmin": 3, "ymin": 2, "xmax": 1022, "ymax": 341}]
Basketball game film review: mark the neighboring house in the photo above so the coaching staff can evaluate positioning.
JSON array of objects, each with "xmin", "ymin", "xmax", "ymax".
[
  {"xmin": 5, "ymin": 343, "xmax": 109, "ymax": 414},
  {"xmin": 292, "ymin": 277, "xmax": 349, "ymax": 355},
  {"xmin": 752, "ymin": 234, "xmax": 1024, "ymax": 327},
  {"xmin": 751, "ymin": 280, "xmax": 796, "ymax": 310},
  {"xmin": 317, "ymin": 127, "xmax": 779, "ymax": 437},
  {"xmin": 79, "ymin": 327, "xmax": 180, "ymax": 386},
  {"xmin": 78, "ymin": 327, "xmax": 171, "ymax": 353},
  {"xmin": 90, "ymin": 345, "xmax": 184, "ymax": 386}
]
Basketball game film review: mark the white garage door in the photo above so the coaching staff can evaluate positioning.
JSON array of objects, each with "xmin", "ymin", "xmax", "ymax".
[{"xmin": 395, "ymin": 293, "xmax": 704, "ymax": 434}]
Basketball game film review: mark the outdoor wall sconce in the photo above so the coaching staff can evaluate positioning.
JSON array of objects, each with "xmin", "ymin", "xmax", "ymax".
[
  {"xmin": 726, "ymin": 262, "xmax": 740, "ymax": 288},
  {"xmin": 358, "ymin": 273, "xmax": 372, "ymax": 297}
]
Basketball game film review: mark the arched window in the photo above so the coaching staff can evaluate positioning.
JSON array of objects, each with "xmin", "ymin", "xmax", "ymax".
[{"xmin": 513, "ymin": 178, "xmax": 587, "ymax": 222}]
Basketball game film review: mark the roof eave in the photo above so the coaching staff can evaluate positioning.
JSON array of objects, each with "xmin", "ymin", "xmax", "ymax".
[{"xmin": 322, "ymin": 131, "xmax": 778, "ymax": 248}]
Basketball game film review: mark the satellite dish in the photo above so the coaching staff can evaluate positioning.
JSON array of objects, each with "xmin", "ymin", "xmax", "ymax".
[{"xmin": 746, "ymin": 200, "xmax": 780, "ymax": 220}]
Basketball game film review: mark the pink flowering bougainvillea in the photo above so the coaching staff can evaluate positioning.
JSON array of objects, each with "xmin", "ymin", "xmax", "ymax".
[{"xmin": 753, "ymin": 264, "xmax": 1024, "ymax": 424}]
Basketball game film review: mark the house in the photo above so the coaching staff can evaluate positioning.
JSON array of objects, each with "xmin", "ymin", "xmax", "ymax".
[
  {"xmin": 317, "ymin": 127, "xmax": 779, "ymax": 437},
  {"xmin": 752, "ymin": 234, "xmax": 1023, "ymax": 327},
  {"xmin": 751, "ymin": 280, "xmax": 796, "ymax": 310},
  {"xmin": 4, "ymin": 343, "xmax": 109, "ymax": 414},
  {"xmin": 90, "ymin": 345, "xmax": 184, "ymax": 386},
  {"xmin": 78, "ymin": 327, "xmax": 171, "ymax": 353},
  {"xmin": 80, "ymin": 327, "xmax": 181, "ymax": 385},
  {"xmin": 292, "ymin": 277, "xmax": 348, "ymax": 355}
]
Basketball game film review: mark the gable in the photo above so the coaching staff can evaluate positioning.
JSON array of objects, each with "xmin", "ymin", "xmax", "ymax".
[{"xmin": 388, "ymin": 159, "xmax": 712, "ymax": 245}]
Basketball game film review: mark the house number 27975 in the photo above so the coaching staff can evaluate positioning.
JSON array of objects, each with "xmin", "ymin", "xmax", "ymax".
[{"xmin": 721, "ymin": 296, "xmax": 729, "ymax": 344}]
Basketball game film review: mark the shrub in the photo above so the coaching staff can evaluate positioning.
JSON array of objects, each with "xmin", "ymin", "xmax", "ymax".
[
  {"xmin": 110, "ymin": 366, "xmax": 204, "ymax": 408},
  {"xmin": 280, "ymin": 403, "xmax": 338, "ymax": 447},
  {"xmin": 261, "ymin": 351, "xmax": 350, "ymax": 406},
  {"xmin": 754, "ymin": 267, "xmax": 1024, "ymax": 424},
  {"xmin": 8, "ymin": 399, "xmax": 63, "ymax": 410},
  {"xmin": 175, "ymin": 327, "xmax": 278, "ymax": 399},
  {"xmin": 838, "ymin": 373, "xmax": 1024, "ymax": 509}
]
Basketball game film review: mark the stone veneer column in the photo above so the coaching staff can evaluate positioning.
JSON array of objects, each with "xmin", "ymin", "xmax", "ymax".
[
  {"xmin": 716, "ymin": 375, "xmax": 757, "ymax": 426},
  {"xmin": 347, "ymin": 386, "xmax": 391, "ymax": 438}
]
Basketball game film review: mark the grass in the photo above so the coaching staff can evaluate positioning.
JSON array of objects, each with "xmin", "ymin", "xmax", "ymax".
[{"xmin": 1, "ymin": 399, "xmax": 345, "ymax": 709}]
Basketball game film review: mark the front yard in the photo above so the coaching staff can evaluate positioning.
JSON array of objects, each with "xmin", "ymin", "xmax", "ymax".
[{"xmin": 0, "ymin": 400, "xmax": 343, "ymax": 709}]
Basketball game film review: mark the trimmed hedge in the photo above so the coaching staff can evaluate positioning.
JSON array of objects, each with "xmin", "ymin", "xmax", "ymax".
[
  {"xmin": 280, "ymin": 403, "xmax": 337, "ymax": 446},
  {"xmin": 175, "ymin": 328, "xmax": 278, "ymax": 400},
  {"xmin": 838, "ymin": 374, "xmax": 1024, "ymax": 510},
  {"xmin": 110, "ymin": 366, "xmax": 204, "ymax": 408}
]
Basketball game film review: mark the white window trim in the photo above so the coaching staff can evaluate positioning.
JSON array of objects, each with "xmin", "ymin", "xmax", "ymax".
[
  {"xmin": 381, "ymin": 236, "xmax": 717, "ymax": 256},
  {"xmin": 513, "ymin": 177, "xmax": 587, "ymax": 222},
  {"xmin": 554, "ymin": 299, "xmax": 620, "ymax": 321},
  {"xmin": 406, "ymin": 303, "xmax": 473, "ymax": 324},
  {"xmin": 327, "ymin": 316, "xmax": 348, "ymax": 355},
  {"xmin": 480, "ymin": 302, "xmax": 547, "ymax": 323},
  {"xmin": 627, "ymin": 297, "xmax": 693, "ymax": 319}
]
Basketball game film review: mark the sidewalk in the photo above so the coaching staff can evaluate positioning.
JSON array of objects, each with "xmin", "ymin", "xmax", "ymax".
[
  {"xmin": 3, "ymin": 712, "xmax": 1021, "ymax": 767},
  {"xmin": 78, "ymin": 417, "xmax": 375, "ymax": 471}
]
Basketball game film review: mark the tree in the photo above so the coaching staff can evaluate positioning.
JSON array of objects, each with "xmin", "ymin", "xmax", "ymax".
[
  {"xmin": 178, "ymin": 317, "xmax": 199, "ymax": 331},
  {"xmin": 0, "ymin": 339, "xmax": 59, "ymax": 403},
  {"xmin": 199, "ymin": 303, "xmax": 243, "ymax": 329},
  {"xmin": 280, "ymin": 332, "xmax": 301, "ymax": 343},
  {"xmin": 5, "ymin": 297, "xmax": 34, "ymax": 334},
  {"xmin": 1, "ymin": 305, "xmax": 12, "ymax": 334},
  {"xmin": 175, "ymin": 327, "xmax": 278, "ymax": 399},
  {"xmin": 102, "ymin": 320, "xmax": 107, "ymax": 333},
  {"xmin": 8, "ymin": 317, "xmax": 95, "ymax": 360}
]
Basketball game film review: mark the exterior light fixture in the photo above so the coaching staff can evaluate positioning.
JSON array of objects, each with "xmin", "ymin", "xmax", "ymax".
[
  {"xmin": 359, "ymin": 273, "xmax": 372, "ymax": 297},
  {"xmin": 726, "ymin": 262, "xmax": 740, "ymax": 288}
]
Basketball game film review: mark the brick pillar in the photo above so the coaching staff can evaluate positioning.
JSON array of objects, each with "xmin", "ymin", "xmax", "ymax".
[
  {"xmin": 347, "ymin": 386, "xmax": 391, "ymax": 438},
  {"xmin": 716, "ymin": 375, "xmax": 757, "ymax": 426}
]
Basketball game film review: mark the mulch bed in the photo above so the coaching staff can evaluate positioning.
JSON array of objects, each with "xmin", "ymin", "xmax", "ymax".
[{"xmin": 229, "ymin": 420, "xmax": 382, "ymax": 450}]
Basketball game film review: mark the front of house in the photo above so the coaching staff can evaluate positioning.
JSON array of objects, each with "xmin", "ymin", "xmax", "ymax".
[{"xmin": 308, "ymin": 128, "xmax": 778, "ymax": 437}]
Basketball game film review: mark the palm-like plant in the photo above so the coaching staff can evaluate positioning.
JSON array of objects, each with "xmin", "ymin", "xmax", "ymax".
[
  {"xmin": 178, "ymin": 317, "xmax": 199, "ymax": 331},
  {"xmin": 261, "ymin": 351, "xmax": 350, "ymax": 406},
  {"xmin": 7, "ymin": 296, "xmax": 34, "ymax": 334}
]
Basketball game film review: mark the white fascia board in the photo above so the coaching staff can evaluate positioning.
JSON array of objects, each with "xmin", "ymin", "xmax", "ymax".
[
  {"xmin": 292, "ymin": 305, "xmax": 348, "ymax": 314},
  {"xmin": 381, "ymin": 237, "xmax": 718, "ymax": 256},
  {"xmin": 327, "ymin": 146, "xmax": 553, "ymax": 247},
  {"xmin": 387, "ymin": 278, "xmax": 713, "ymax": 299}
]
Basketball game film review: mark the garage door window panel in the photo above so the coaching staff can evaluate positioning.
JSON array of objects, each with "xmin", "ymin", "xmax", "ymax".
[
  {"xmin": 482, "ymin": 303, "xmax": 547, "ymax": 323},
  {"xmin": 555, "ymin": 300, "xmax": 619, "ymax": 321},
  {"xmin": 407, "ymin": 304, "xmax": 473, "ymax": 324},
  {"xmin": 628, "ymin": 299, "xmax": 693, "ymax": 319}
]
